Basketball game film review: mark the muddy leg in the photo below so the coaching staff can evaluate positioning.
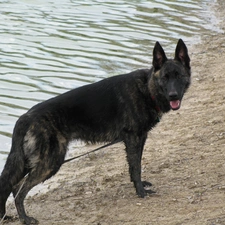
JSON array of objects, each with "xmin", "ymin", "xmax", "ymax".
[
  {"xmin": 0, "ymin": 188, "xmax": 11, "ymax": 219},
  {"xmin": 13, "ymin": 171, "xmax": 47, "ymax": 224},
  {"xmin": 0, "ymin": 154, "xmax": 26, "ymax": 220},
  {"xmin": 13, "ymin": 156, "xmax": 65, "ymax": 224},
  {"xmin": 124, "ymin": 132, "xmax": 154, "ymax": 197}
]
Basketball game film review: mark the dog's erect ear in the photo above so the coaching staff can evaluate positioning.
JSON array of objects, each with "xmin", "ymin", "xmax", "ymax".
[
  {"xmin": 174, "ymin": 39, "xmax": 190, "ymax": 69},
  {"xmin": 152, "ymin": 41, "xmax": 167, "ymax": 71}
]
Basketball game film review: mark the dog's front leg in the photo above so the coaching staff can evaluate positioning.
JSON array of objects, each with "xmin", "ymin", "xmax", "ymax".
[{"xmin": 124, "ymin": 132, "xmax": 149, "ymax": 198}]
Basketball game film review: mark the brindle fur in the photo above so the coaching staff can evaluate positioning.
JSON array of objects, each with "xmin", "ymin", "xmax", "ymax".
[{"xmin": 0, "ymin": 39, "xmax": 191, "ymax": 224}]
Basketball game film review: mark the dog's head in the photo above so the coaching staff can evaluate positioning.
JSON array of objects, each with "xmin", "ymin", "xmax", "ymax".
[{"xmin": 151, "ymin": 39, "xmax": 191, "ymax": 111}]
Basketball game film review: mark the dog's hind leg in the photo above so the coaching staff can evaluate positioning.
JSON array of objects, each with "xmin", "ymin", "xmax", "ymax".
[
  {"xmin": 13, "ymin": 169, "xmax": 51, "ymax": 224},
  {"xmin": 0, "ymin": 148, "xmax": 26, "ymax": 220},
  {"xmin": 13, "ymin": 152, "xmax": 66, "ymax": 225},
  {"xmin": 124, "ymin": 132, "xmax": 154, "ymax": 198},
  {"xmin": 13, "ymin": 133, "xmax": 68, "ymax": 225}
]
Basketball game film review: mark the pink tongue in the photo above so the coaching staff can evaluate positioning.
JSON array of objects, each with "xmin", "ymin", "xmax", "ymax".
[{"xmin": 170, "ymin": 100, "xmax": 181, "ymax": 110}]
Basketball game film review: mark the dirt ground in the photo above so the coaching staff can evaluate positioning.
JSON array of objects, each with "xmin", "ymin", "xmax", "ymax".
[{"xmin": 3, "ymin": 3, "xmax": 225, "ymax": 225}]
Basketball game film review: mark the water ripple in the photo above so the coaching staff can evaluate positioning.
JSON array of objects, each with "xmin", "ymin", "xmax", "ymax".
[{"xmin": 0, "ymin": 0, "xmax": 219, "ymax": 168}]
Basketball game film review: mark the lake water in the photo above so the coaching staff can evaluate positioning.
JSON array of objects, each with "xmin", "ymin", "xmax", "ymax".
[{"xmin": 0, "ymin": 0, "xmax": 221, "ymax": 171}]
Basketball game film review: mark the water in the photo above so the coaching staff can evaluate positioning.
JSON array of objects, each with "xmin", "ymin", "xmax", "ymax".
[{"xmin": 0, "ymin": 0, "xmax": 221, "ymax": 171}]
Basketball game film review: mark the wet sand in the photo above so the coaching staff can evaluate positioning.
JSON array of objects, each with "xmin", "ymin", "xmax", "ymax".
[{"xmin": 3, "ymin": 1, "xmax": 225, "ymax": 224}]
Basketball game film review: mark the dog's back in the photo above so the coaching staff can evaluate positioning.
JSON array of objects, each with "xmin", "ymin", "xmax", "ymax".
[{"xmin": 25, "ymin": 69, "xmax": 155, "ymax": 143}]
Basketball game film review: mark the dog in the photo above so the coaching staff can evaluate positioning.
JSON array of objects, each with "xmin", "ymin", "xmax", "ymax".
[{"xmin": 0, "ymin": 39, "xmax": 191, "ymax": 224}]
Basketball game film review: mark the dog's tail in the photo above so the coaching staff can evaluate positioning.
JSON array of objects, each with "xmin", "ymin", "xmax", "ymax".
[{"xmin": 0, "ymin": 123, "xmax": 27, "ymax": 217}]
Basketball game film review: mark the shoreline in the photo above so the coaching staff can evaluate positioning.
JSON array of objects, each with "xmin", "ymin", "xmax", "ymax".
[{"xmin": 4, "ymin": 1, "xmax": 225, "ymax": 224}]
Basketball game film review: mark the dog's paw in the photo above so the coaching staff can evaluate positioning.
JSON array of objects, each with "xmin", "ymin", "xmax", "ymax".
[
  {"xmin": 135, "ymin": 181, "xmax": 156, "ymax": 198},
  {"xmin": 137, "ymin": 188, "xmax": 156, "ymax": 197},
  {"xmin": 142, "ymin": 180, "xmax": 156, "ymax": 194},
  {"xmin": 20, "ymin": 216, "xmax": 39, "ymax": 225},
  {"xmin": 0, "ymin": 215, "xmax": 14, "ymax": 221},
  {"xmin": 145, "ymin": 189, "xmax": 156, "ymax": 194},
  {"xmin": 137, "ymin": 189, "xmax": 147, "ymax": 198},
  {"xmin": 142, "ymin": 181, "xmax": 152, "ymax": 187}
]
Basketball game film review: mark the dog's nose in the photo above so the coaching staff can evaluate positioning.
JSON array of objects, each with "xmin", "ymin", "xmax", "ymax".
[{"xmin": 169, "ymin": 91, "xmax": 178, "ymax": 99}]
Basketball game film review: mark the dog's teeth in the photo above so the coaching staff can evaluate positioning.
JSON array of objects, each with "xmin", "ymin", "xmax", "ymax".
[{"xmin": 170, "ymin": 100, "xmax": 180, "ymax": 110}]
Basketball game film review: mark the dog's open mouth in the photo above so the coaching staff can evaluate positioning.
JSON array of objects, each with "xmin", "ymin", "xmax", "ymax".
[{"xmin": 170, "ymin": 100, "xmax": 181, "ymax": 110}]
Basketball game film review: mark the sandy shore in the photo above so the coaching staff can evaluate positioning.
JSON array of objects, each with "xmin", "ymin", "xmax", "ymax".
[{"xmin": 3, "ymin": 1, "xmax": 225, "ymax": 225}]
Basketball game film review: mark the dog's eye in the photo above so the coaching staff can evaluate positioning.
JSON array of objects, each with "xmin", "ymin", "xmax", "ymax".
[
  {"xmin": 175, "ymin": 71, "xmax": 180, "ymax": 78},
  {"xmin": 162, "ymin": 74, "xmax": 169, "ymax": 81}
]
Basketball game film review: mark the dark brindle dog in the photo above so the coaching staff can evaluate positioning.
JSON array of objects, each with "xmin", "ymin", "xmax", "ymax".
[{"xmin": 0, "ymin": 39, "xmax": 190, "ymax": 224}]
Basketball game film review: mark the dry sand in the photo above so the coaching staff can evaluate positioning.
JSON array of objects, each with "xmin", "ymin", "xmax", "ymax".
[{"xmin": 3, "ymin": 1, "xmax": 225, "ymax": 225}]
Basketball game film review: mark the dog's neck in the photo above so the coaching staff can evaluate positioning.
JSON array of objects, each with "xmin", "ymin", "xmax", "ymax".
[
  {"xmin": 150, "ymin": 95, "xmax": 163, "ymax": 122},
  {"xmin": 151, "ymin": 95, "xmax": 161, "ymax": 112},
  {"xmin": 148, "ymin": 71, "xmax": 171, "ymax": 114}
]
